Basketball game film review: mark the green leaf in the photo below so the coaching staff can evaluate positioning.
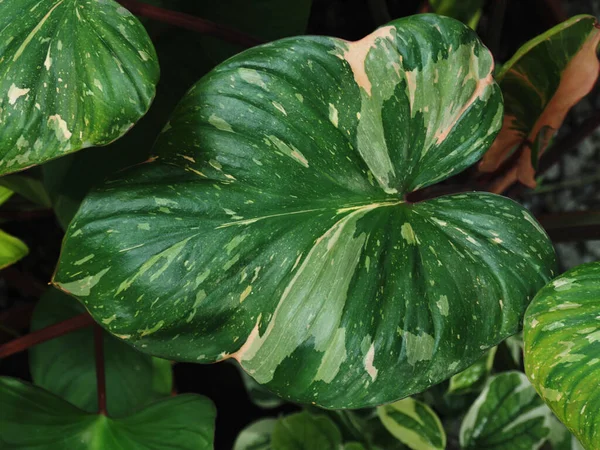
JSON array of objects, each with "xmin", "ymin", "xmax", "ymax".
[
  {"xmin": 29, "ymin": 288, "xmax": 172, "ymax": 417},
  {"xmin": 0, "ymin": 0, "xmax": 159, "ymax": 175},
  {"xmin": 448, "ymin": 347, "xmax": 496, "ymax": 395},
  {"xmin": 377, "ymin": 397, "xmax": 446, "ymax": 450},
  {"xmin": 54, "ymin": 14, "xmax": 556, "ymax": 408},
  {"xmin": 547, "ymin": 417, "xmax": 585, "ymax": 450},
  {"xmin": 430, "ymin": 0, "xmax": 484, "ymax": 29},
  {"xmin": 271, "ymin": 412, "xmax": 342, "ymax": 450},
  {"xmin": 234, "ymin": 418, "xmax": 277, "ymax": 450},
  {"xmin": 480, "ymin": 15, "xmax": 600, "ymax": 189},
  {"xmin": 240, "ymin": 368, "xmax": 284, "ymax": 409},
  {"xmin": 504, "ymin": 333, "xmax": 523, "ymax": 366},
  {"xmin": 0, "ymin": 377, "xmax": 215, "ymax": 449},
  {"xmin": 0, "ymin": 229, "xmax": 28, "ymax": 269},
  {"xmin": 459, "ymin": 371, "xmax": 551, "ymax": 450},
  {"xmin": 524, "ymin": 262, "xmax": 600, "ymax": 450},
  {"xmin": 0, "ymin": 172, "xmax": 52, "ymax": 207},
  {"xmin": 0, "ymin": 186, "xmax": 13, "ymax": 206},
  {"xmin": 344, "ymin": 444, "xmax": 368, "ymax": 450}
]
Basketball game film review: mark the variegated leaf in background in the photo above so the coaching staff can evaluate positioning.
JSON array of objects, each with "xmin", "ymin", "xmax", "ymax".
[
  {"xmin": 524, "ymin": 262, "xmax": 600, "ymax": 450},
  {"xmin": 0, "ymin": 186, "xmax": 28, "ymax": 269},
  {"xmin": 479, "ymin": 15, "xmax": 600, "ymax": 193},
  {"xmin": 448, "ymin": 346, "xmax": 496, "ymax": 395},
  {"xmin": 29, "ymin": 289, "xmax": 173, "ymax": 417},
  {"xmin": 460, "ymin": 371, "xmax": 551, "ymax": 450},
  {"xmin": 0, "ymin": 0, "xmax": 159, "ymax": 175},
  {"xmin": 54, "ymin": 14, "xmax": 556, "ymax": 408},
  {"xmin": 548, "ymin": 417, "xmax": 586, "ymax": 450},
  {"xmin": 233, "ymin": 418, "xmax": 276, "ymax": 450},
  {"xmin": 377, "ymin": 397, "xmax": 446, "ymax": 450},
  {"xmin": 0, "ymin": 377, "xmax": 216, "ymax": 449}
]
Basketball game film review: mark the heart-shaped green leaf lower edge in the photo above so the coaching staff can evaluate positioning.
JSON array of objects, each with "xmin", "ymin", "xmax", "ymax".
[
  {"xmin": 29, "ymin": 288, "xmax": 173, "ymax": 417},
  {"xmin": 0, "ymin": 377, "xmax": 215, "ymax": 450}
]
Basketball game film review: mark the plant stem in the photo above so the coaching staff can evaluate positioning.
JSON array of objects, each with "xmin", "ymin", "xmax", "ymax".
[
  {"xmin": 94, "ymin": 324, "xmax": 107, "ymax": 415},
  {"xmin": 116, "ymin": 0, "xmax": 263, "ymax": 48},
  {"xmin": 0, "ymin": 313, "xmax": 94, "ymax": 359}
]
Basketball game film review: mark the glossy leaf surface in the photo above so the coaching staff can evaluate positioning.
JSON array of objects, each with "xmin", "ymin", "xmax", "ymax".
[
  {"xmin": 524, "ymin": 262, "xmax": 600, "ymax": 450},
  {"xmin": 54, "ymin": 14, "xmax": 556, "ymax": 408},
  {"xmin": 460, "ymin": 371, "xmax": 551, "ymax": 450},
  {"xmin": 480, "ymin": 15, "xmax": 600, "ymax": 191},
  {"xmin": 0, "ymin": 377, "xmax": 215, "ymax": 449},
  {"xmin": 29, "ymin": 289, "xmax": 172, "ymax": 417},
  {"xmin": 0, "ymin": 0, "xmax": 159, "ymax": 175},
  {"xmin": 271, "ymin": 412, "xmax": 342, "ymax": 450},
  {"xmin": 377, "ymin": 397, "xmax": 446, "ymax": 450}
]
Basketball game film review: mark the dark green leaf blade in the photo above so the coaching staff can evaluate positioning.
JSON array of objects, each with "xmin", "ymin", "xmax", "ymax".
[
  {"xmin": 29, "ymin": 288, "xmax": 172, "ymax": 417},
  {"xmin": 0, "ymin": 377, "xmax": 215, "ymax": 449},
  {"xmin": 459, "ymin": 371, "xmax": 551, "ymax": 450},
  {"xmin": 271, "ymin": 412, "xmax": 342, "ymax": 450},
  {"xmin": 54, "ymin": 15, "xmax": 555, "ymax": 408},
  {"xmin": 0, "ymin": 0, "xmax": 159, "ymax": 175},
  {"xmin": 524, "ymin": 262, "xmax": 600, "ymax": 450}
]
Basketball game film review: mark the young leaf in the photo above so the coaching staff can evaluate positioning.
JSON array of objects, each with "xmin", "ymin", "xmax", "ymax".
[
  {"xmin": 479, "ymin": 15, "xmax": 600, "ymax": 191},
  {"xmin": 0, "ymin": 230, "xmax": 28, "ymax": 269},
  {"xmin": 460, "ymin": 371, "xmax": 551, "ymax": 450},
  {"xmin": 524, "ymin": 262, "xmax": 600, "ymax": 450},
  {"xmin": 29, "ymin": 289, "xmax": 172, "ymax": 417},
  {"xmin": 54, "ymin": 14, "xmax": 556, "ymax": 408},
  {"xmin": 377, "ymin": 397, "xmax": 446, "ymax": 450},
  {"xmin": 0, "ymin": 0, "xmax": 159, "ymax": 175},
  {"xmin": 0, "ymin": 377, "xmax": 215, "ymax": 449},
  {"xmin": 447, "ymin": 347, "xmax": 496, "ymax": 395},
  {"xmin": 271, "ymin": 412, "xmax": 342, "ymax": 450},
  {"xmin": 234, "ymin": 418, "xmax": 277, "ymax": 450},
  {"xmin": 430, "ymin": 0, "xmax": 484, "ymax": 29}
]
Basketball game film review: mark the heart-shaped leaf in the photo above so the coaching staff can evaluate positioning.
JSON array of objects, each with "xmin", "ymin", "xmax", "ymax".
[
  {"xmin": 459, "ymin": 371, "xmax": 551, "ymax": 450},
  {"xmin": 271, "ymin": 412, "xmax": 342, "ymax": 450},
  {"xmin": 377, "ymin": 397, "xmax": 446, "ymax": 450},
  {"xmin": 0, "ymin": 377, "xmax": 215, "ymax": 449},
  {"xmin": 479, "ymin": 15, "xmax": 600, "ymax": 192},
  {"xmin": 54, "ymin": 14, "xmax": 556, "ymax": 408},
  {"xmin": 0, "ymin": 0, "xmax": 159, "ymax": 175},
  {"xmin": 29, "ymin": 288, "xmax": 172, "ymax": 417},
  {"xmin": 524, "ymin": 262, "xmax": 600, "ymax": 450}
]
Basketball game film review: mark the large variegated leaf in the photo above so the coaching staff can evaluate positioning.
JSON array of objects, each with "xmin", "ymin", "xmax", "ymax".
[
  {"xmin": 29, "ymin": 289, "xmax": 172, "ymax": 417},
  {"xmin": 0, "ymin": 0, "xmax": 159, "ymax": 175},
  {"xmin": 54, "ymin": 14, "xmax": 556, "ymax": 408},
  {"xmin": 0, "ymin": 377, "xmax": 215, "ymax": 449},
  {"xmin": 460, "ymin": 371, "xmax": 552, "ymax": 450},
  {"xmin": 479, "ymin": 15, "xmax": 600, "ymax": 192},
  {"xmin": 524, "ymin": 262, "xmax": 600, "ymax": 450},
  {"xmin": 377, "ymin": 397, "xmax": 446, "ymax": 450}
]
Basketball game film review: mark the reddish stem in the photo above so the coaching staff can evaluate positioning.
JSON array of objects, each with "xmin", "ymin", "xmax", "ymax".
[
  {"xmin": 116, "ymin": 0, "xmax": 263, "ymax": 48},
  {"xmin": 0, "ymin": 313, "xmax": 94, "ymax": 359},
  {"xmin": 94, "ymin": 324, "xmax": 107, "ymax": 415}
]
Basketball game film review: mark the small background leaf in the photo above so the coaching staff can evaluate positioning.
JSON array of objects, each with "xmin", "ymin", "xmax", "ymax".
[
  {"xmin": 448, "ymin": 347, "xmax": 497, "ymax": 395},
  {"xmin": 234, "ymin": 418, "xmax": 277, "ymax": 450},
  {"xmin": 377, "ymin": 397, "xmax": 446, "ymax": 450},
  {"xmin": 459, "ymin": 371, "xmax": 551, "ymax": 450},
  {"xmin": 271, "ymin": 412, "xmax": 342, "ymax": 450}
]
